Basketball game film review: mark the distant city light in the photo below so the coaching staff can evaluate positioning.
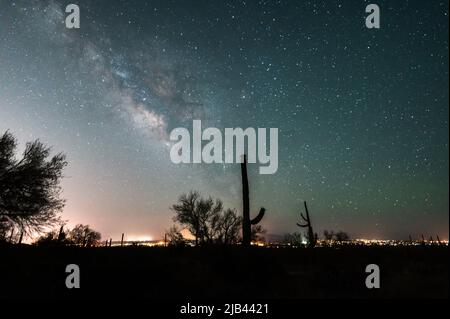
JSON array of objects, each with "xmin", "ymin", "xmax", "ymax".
[{"xmin": 103, "ymin": 238, "xmax": 449, "ymax": 248}]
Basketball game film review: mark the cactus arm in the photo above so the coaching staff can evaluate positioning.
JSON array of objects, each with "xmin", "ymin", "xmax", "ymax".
[
  {"xmin": 251, "ymin": 208, "xmax": 266, "ymax": 225},
  {"xmin": 296, "ymin": 201, "xmax": 316, "ymax": 248},
  {"xmin": 300, "ymin": 213, "xmax": 308, "ymax": 222},
  {"xmin": 240, "ymin": 154, "xmax": 267, "ymax": 246},
  {"xmin": 304, "ymin": 201, "xmax": 310, "ymax": 220}
]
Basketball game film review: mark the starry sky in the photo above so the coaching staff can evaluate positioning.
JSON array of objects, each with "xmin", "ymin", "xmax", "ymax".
[{"xmin": 0, "ymin": 0, "xmax": 448, "ymax": 241}]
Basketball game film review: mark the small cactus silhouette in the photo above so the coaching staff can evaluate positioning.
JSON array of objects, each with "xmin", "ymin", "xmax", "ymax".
[
  {"xmin": 241, "ymin": 155, "xmax": 266, "ymax": 246},
  {"xmin": 18, "ymin": 230, "xmax": 23, "ymax": 244},
  {"xmin": 297, "ymin": 201, "xmax": 316, "ymax": 248},
  {"xmin": 57, "ymin": 225, "xmax": 66, "ymax": 242}
]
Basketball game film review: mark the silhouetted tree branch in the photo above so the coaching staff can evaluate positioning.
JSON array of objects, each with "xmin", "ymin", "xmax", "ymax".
[
  {"xmin": 323, "ymin": 230, "xmax": 335, "ymax": 241},
  {"xmin": 335, "ymin": 231, "xmax": 350, "ymax": 242},
  {"xmin": 165, "ymin": 226, "xmax": 186, "ymax": 247},
  {"xmin": 0, "ymin": 131, "xmax": 67, "ymax": 236},
  {"xmin": 68, "ymin": 224, "xmax": 101, "ymax": 247},
  {"xmin": 251, "ymin": 224, "xmax": 266, "ymax": 243},
  {"xmin": 171, "ymin": 191, "xmax": 242, "ymax": 246},
  {"xmin": 35, "ymin": 225, "xmax": 72, "ymax": 246}
]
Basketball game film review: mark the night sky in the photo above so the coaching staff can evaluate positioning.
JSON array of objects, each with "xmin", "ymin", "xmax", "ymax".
[{"xmin": 0, "ymin": 0, "xmax": 448, "ymax": 241}]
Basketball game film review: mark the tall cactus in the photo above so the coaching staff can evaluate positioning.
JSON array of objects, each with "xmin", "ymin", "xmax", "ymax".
[
  {"xmin": 297, "ymin": 201, "xmax": 316, "ymax": 248},
  {"xmin": 241, "ymin": 155, "xmax": 266, "ymax": 246}
]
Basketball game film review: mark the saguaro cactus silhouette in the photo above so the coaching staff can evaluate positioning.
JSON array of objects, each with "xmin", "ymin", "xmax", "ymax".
[
  {"xmin": 18, "ymin": 230, "xmax": 24, "ymax": 244},
  {"xmin": 57, "ymin": 225, "xmax": 66, "ymax": 242},
  {"xmin": 241, "ymin": 155, "xmax": 266, "ymax": 246},
  {"xmin": 297, "ymin": 201, "xmax": 316, "ymax": 248}
]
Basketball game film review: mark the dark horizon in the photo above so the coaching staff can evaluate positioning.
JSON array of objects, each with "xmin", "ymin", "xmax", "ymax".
[{"xmin": 1, "ymin": 0, "xmax": 448, "ymax": 241}]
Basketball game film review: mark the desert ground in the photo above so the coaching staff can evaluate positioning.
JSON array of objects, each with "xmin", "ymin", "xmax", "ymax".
[{"xmin": 0, "ymin": 245, "xmax": 447, "ymax": 299}]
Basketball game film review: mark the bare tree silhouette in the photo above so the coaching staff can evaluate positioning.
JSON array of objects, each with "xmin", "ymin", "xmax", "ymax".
[
  {"xmin": 171, "ymin": 191, "xmax": 242, "ymax": 246},
  {"xmin": 68, "ymin": 224, "xmax": 101, "ymax": 247},
  {"xmin": 212, "ymin": 208, "xmax": 242, "ymax": 245},
  {"xmin": 34, "ymin": 225, "xmax": 73, "ymax": 246},
  {"xmin": 335, "ymin": 231, "xmax": 350, "ymax": 242},
  {"xmin": 172, "ymin": 191, "xmax": 202, "ymax": 245},
  {"xmin": 251, "ymin": 224, "xmax": 266, "ymax": 243},
  {"xmin": 323, "ymin": 230, "xmax": 335, "ymax": 241},
  {"xmin": 165, "ymin": 226, "xmax": 186, "ymax": 247}
]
